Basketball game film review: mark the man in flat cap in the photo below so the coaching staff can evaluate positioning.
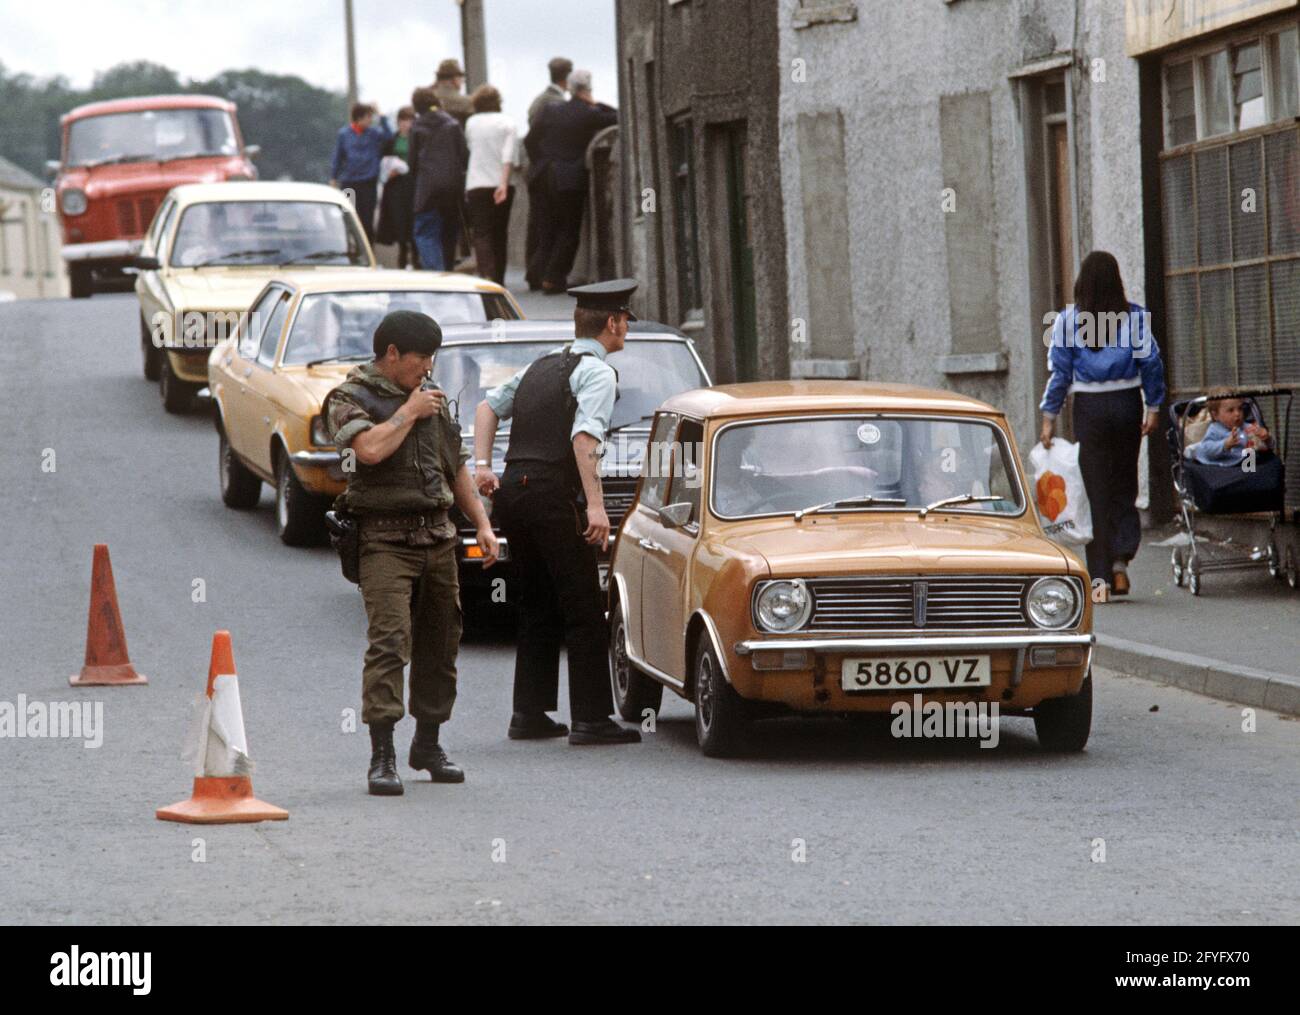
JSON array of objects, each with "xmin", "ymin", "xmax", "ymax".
[
  {"xmin": 432, "ymin": 58, "xmax": 474, "ymax": 128},
  {"xmin": 472, "ymin": 280, "xmax": 642, "ymax": 746},
  {"xmin": 324, "ymin": 310, "xmax": 498, "ymax": 795}
]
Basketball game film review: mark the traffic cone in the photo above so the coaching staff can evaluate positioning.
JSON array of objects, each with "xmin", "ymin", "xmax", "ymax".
[
  {"xmin": 156, "ymin": 631, "xmax": 288, "ymax": 824},
  {"xmin": 69, "ymin": 544, "xmax": 147, "ymax": 687}
]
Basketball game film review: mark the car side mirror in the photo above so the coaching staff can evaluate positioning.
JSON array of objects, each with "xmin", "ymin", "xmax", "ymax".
[
  {"xmin": 133, "ymin": 255, "xmax": 161, "ymax": 271},
  {"xmin": 658, "ymin": 502, "xmax": 693, "ymax": 529},
  {"xmin": 244, "ymin": 144, "xmax": 261, "ymax": 159},
  {"xmin": 44, "ymin": 159, "xmax": 61, "ymax": 177}
]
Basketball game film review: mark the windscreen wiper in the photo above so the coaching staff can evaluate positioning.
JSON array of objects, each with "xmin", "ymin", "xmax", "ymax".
[
  {"xmin": 305, "ymin": 353, "xmax": 372, "ymax": 369},
  {"xmin": 794, "ymin": 495, "xmax": 906, "ymax": 521},
  {"xmin": 192, "ymin": 248, "xmax": 283, "ymax": 267},
  {"xmin": 917, "ymin": 493, "xmax": 1001, "ymax": 518},
  {"xmin": 290, "ymin": 249, "xmax": 358, "ymax": 263}
]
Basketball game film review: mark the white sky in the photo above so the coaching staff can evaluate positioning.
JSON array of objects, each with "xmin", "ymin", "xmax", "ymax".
[{"xmin": 0, "ymin": 0, "xmax": 618, "ymax": 130}]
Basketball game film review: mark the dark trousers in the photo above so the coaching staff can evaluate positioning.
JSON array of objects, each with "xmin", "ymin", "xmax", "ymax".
[
  {"xmin": 1072, "ymin": 386, "xmax": 1144, "ymax": 583},
  {"xmin": 345, "ymin": 178, "xmax": 379, "ymax": 243},
  {"xmin": 441, "ymin": 206, "xmax": 461, "ymax": 273},
  {"xmin": 466, "ymin": 185, "xmax": 515, "ymax": 285},
  {"xmin": 529, "ymin": 186, "xmax": 585, "ymax": 289},
  {"xmin": 493, "ymin": 471, "xmax": 612, "ymax": 723},
  {"xmin": 524, "ymin": 175, "xmax": 548, "ymax": 286}
]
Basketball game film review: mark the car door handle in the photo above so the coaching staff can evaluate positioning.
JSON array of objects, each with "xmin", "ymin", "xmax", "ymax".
[
  {"xmin": 638, "ymin": 537, "xmax": 667, "ymax": 554},
  {"xmin": 243, "ymin": 366, "xmax": 253, "ymax": 378}
]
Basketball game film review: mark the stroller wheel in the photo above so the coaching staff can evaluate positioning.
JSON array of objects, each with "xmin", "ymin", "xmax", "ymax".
[
  {"xmin": 1267, "ymin": 541, "xmax": 1282, "ymax": 580},
  {"xmin": 1171, "ymin": 547, "xmax": 1186, "ymax": 588},
  {"xmin": 1286, "ymin": 547, "xmax": 1300, "ymax": 591},
  {"xmin": 1188, "ymin": 569, "xmax": 1202, "ymax": 596}
]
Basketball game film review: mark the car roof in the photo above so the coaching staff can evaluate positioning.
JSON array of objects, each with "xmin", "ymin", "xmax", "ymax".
[
  {"xmin": 63, "ymin": 94, "xmax": 234, "ymax": 124},
  {"xmin": 661, "ymin": 381, "xmax": 1002, "ymax": 418},
  {"xmin": 168, "ymin": 180, "xmax": 348, "ymax": 205},
  {"xmin": 438, "ymin": 320, "xmax": 695, "ymax": 344},
  {"xmin": 266, "ymin": 268, "xmax": 509, "ymax": 295}
]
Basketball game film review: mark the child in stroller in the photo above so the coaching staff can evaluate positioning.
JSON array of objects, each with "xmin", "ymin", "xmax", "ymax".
[
  {"xmin": 1167, "ymin": 385, "xmax": 1292, "ymax": 595},
  {"xmin": 1192, "ymin": 387, "xmax": 1272, "ymax": 466}
]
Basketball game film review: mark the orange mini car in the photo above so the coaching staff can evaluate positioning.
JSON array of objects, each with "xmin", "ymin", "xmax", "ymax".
[{"xmin": 607, "ymin": 382, "xmax": 1095, "ymax": 757}]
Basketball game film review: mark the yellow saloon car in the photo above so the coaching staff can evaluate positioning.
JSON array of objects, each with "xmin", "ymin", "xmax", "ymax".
[
  {"xmin": 208, "ymin": 269, "xmax": 523, "ymax": 544},
  {"xmin": 133, "ymin": 180, "xmax": 376, "ymax": 413}
]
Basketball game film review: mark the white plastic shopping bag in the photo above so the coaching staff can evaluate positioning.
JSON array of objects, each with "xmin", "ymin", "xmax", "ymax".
[{"xmin": 1027, "ymin": 439, "xmax": 1093, "ymax": 546}]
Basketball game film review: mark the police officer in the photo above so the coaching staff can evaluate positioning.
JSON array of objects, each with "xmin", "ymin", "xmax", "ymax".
[
  {"xmin": 472, "ymin": 280, "xmax": 641, "ymax": 746},
  {"xmin": 324, "ymin": 310, "xmax": 499, "ymax": 795}
]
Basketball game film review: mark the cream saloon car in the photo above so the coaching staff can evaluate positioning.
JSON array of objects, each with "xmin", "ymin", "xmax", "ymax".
[{"xmin": 133, "ymin": 181, "xmax": 376, "ymax": 412}]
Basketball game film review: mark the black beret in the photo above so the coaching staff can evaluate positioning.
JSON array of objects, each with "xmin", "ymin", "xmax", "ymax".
[{"xmin": 373, "ymin": 310, "xmax": 442, "ymax": 357}]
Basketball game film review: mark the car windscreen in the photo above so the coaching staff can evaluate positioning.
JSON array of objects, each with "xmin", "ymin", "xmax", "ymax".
[
  {"xmin": 67, "ymin": 108, "xmax": 239, "ymax": 167},
  {"xmin": 432, "ymin": 340, "xmax": 708, "ymax": 434},
  {"xmin": 170, "ymin": 201, "xmax": 368, "ymax": 268},
  {"xmin": 711, "ymin": 416, "xmax": 1024, "ymax": 519},
  {"xmin": 283, "ymin": 291, "xmax": 517, "ymax": 365}
]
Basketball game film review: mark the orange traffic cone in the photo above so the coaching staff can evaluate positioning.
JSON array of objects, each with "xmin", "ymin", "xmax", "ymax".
[
  {"xmin": 156, "ymin": 631, "xmax": 288, "ymax": 824},
  {"xmin": 70, "ymin": 544, "xmax": 147, "ymax": 687}
]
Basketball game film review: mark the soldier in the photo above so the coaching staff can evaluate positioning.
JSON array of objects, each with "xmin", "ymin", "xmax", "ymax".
[
  {"xmin": 472, "ymin": 280, "xmax": 642, "ymax": 746},
  {"xmin": 324, "ymin": 310, "xmax": 498, "ymax": 795}
]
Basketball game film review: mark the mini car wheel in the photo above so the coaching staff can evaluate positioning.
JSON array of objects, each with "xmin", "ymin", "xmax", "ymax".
[
  {"xmin": 218, "ymin": 427, "xmax": 261, "ymax": 509},
  {"xmin": 1033, "ymin": 671, "xmax": 1092, "ymax": 753},
  {"xmin": 1286, "ymin": 547, "xmax": 1300, "ymax": 591},
  {"xmin": 1171, "ymin": 547, "xmax": 1185, "ymax": 587},
  {"xmin": 693, "ymin": 636, "xmax": 747, "ymax": 757},
  {"xmin": 609, "ymin": 600, "xmax": 663, "ymax": 723},
  {"xmin": 158, "ymin": 353, "xmax": 194, "ymax": 414},
  {"xmin": 140, "ymin": 316, "xmax": 161, "ymax": 381},
  {"xmin": 275, "ymin": 453, "xmax": 327, "ymax": 546}
]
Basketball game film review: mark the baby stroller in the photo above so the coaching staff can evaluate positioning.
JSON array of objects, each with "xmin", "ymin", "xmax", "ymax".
[{"xmin": 1166, "ymin": 386, "xmax": 1293, "ymax": 595}]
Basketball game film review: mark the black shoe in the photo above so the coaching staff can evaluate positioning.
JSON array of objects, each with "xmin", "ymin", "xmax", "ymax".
[
  {"xmin": 409, "ymin": 722, "xmax": 465, "ymax": 783},
  {"xmin": 507, "ymin": 712, "xmax": 570, "ymax": 740},
  {"xmin": 569, "ymin": 718, "xmax": 641, "ymax": 745},
  {"xmin": 367, "ymin": 722, "xmax": 404, "ymax": 796}
]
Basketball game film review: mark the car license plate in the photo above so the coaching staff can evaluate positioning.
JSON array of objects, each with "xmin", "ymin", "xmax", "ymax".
[{"xmin": 841, "ymin": 656, "xmax": 991, "ymax": 691}]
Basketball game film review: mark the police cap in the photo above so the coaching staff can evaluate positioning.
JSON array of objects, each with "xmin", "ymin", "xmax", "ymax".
[
  {"xmin": 373, "ymin": 310, "xmax": 443, "ymax": 357},
  {"xmin": 568, "ymin": 279, "xmax": 638, "ymax": 321}
]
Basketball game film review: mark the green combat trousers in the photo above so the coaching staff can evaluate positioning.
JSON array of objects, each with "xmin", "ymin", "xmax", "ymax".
[{"xmin": 357, "ymin": 536, "xmax": 462, "ymax": 726}]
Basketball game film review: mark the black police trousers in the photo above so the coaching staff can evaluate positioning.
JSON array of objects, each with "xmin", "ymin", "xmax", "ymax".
[{"xmin": 493, "ymin": 470, "xmax": 613, "ymax": 723}]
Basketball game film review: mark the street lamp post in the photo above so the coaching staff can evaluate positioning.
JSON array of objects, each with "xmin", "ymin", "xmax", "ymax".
[
  {"xmin": 458, "ymin": 0, "xmax": 488, "ymax": 90},
  {"xmin": 344, "ymin": 0, "xmax": 358, "ymax": 108}
]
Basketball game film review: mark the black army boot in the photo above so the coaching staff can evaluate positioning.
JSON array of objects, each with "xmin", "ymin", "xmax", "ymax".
[
  {"xmin": 367, "ymin": 721, "xmax": 404, "ymax": 796},
  {"xmin": 408, "ymin": 721, "xmax": 465, "ymax": 783}
]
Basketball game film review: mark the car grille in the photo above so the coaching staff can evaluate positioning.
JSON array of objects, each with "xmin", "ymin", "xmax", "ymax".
[
  {"xmin": 602, "ymin": 477, "xmax": 639, "ymax": 531},
  {"xmin": 805, "ymin": 576, "xmax": 1031, "ymax": 631},
  {"xmin": 114, "ymin": 195, "xmax": 163, "ymax": 237}
]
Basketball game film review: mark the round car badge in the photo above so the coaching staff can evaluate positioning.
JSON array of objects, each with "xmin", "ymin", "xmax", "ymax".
[{"xmin": 856, "ymin": 423, "xmax": 881, "ymax": 445}]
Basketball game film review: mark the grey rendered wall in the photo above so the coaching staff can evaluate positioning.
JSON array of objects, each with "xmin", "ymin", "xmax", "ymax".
[{"xmin": 778, "ymin": 0, "xmax": 1147, "ymax": 445}]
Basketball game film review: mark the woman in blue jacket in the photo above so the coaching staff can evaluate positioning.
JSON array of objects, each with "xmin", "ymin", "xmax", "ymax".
[{"xmin": 1039, "ymin": 251, "xmax": 1166, "ymax": 597}]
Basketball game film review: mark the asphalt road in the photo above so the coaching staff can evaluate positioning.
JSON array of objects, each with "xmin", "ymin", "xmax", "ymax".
[{"xmin": 1, "ymin": 293, "xmax": 1297, "ymax": 925}]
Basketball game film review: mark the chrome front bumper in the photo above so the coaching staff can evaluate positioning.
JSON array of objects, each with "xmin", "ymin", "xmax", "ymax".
[
  {"xmin": 290, "ymin": 450, "xmax": 341, "ymax": 467},
  {"xmin": 734, "ymin": 633, "xmax": 1095, "ymax": 655},
  {"xmin": 61, "ymin": 239, "xmax": 142, "ymax": 263}
]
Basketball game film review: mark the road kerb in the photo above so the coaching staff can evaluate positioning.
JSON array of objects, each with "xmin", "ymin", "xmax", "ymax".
[{"xmin": 1095, "ymin": 633, "xmax": 1300, "ymax": 716}]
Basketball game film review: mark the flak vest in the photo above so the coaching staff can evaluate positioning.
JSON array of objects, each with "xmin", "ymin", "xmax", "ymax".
[
  {"xmin": 325, "ymin": 379, "xmax": 462, "ymax": 515},
  {"xmin": 504, "ymin": 349, "xmax": 601, "ymax": 500}
]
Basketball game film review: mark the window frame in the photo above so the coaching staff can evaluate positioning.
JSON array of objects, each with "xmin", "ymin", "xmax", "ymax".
[
  {"xmin": 254, "ymin": 288, "xmax": 293, "ymax": 369},
  {"xmin": 1162, "ymin": 14, "xmax": 1300, "ymax": 151}
]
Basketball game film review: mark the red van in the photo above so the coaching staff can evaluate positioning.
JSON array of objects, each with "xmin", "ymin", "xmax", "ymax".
[{"xmin": 50, "ymin": 95, "xmax": 259, "ymax": 297}]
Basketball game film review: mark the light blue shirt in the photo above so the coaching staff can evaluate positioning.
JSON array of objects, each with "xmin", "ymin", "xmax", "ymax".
[{"xmin": 485, "ymin": 338, "xmax": 617, "ymax": 442}]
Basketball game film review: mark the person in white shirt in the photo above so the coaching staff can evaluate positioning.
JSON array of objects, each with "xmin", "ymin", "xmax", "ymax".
[{"xmin": 464, "ymin": 85, "xmax": 518, "ymax": 285}]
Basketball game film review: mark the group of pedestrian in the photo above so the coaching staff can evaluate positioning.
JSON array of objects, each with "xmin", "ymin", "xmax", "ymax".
[{"xmin": 328, "ymin": 55, "xmax": 618, "ymax": 291}]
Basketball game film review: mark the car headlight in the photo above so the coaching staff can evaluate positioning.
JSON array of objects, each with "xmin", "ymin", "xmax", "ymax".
[
  {"xmin": 310, "ymin": 415, "xmax": 331, "ymax": 447},
  {"xmin": 1026, "ymin": 577, "xmax": 1080, "ymax": 630},
  {"xmin": 60, "ymin": 188, "xmax": 87, "ymax": 216},
  {"xmin": 754, "ymin": 579, "xmax": 811, "ymax": 633}
]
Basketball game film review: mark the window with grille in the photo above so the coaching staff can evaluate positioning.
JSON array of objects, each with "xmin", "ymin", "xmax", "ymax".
[{"xmin": 1160, "ymin": 16, "xmax": 1300, "ymax": 511}]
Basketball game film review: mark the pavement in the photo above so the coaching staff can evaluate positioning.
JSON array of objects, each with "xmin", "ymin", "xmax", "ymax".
[
  {"xmin": 1090, "ymin": 527, "xmax": 1300, "ymax": 715},
  {"xmin": 1, "ymin": 292, "xmax": 1297, "ymax": 924}
]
